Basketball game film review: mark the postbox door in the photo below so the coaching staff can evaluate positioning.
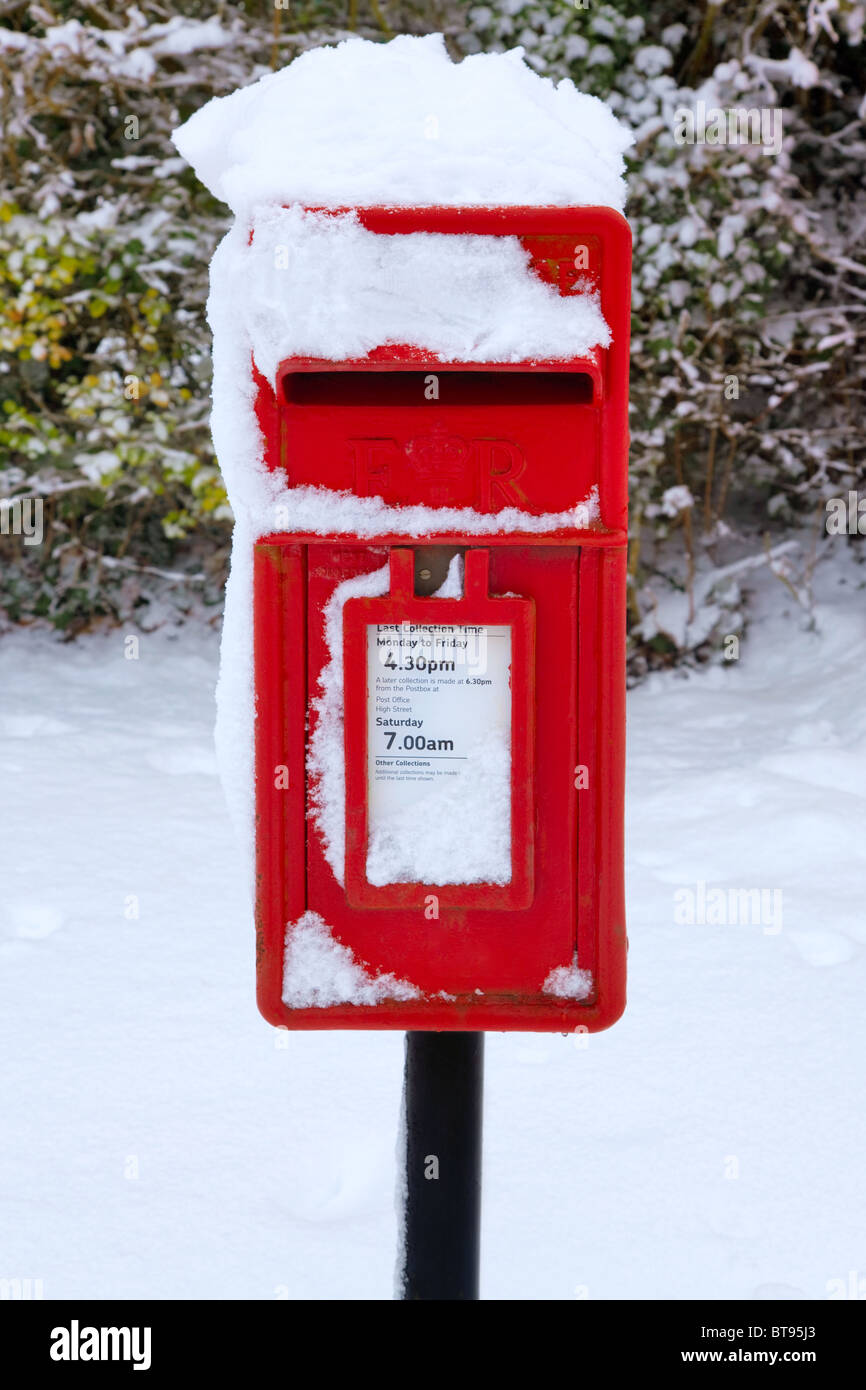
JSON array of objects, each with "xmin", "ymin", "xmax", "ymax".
[{"xmin": 303, "ymin": 542, "xmax": 583, "ymax": 999}]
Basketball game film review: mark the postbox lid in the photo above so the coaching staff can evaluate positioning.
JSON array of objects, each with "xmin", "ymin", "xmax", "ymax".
[{"xmin": 253, "ymin": 205, "xmax": 630, "ymax": 540}]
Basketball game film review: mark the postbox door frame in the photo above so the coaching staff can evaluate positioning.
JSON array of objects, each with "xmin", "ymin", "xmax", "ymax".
[{"xmin": 342, "ymin": 546, "xmax": 536, "ymax": 912}]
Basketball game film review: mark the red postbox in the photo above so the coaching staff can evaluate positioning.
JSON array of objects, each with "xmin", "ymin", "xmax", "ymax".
[{"xmin": 253, "ymin": 206, "xmax": 629, "ymax": 1033}]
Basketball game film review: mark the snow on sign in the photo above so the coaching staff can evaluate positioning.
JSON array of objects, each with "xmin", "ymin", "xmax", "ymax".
[{"xmin": 174, "ymin": 35, "xmax": 632, "ymax": 1033}]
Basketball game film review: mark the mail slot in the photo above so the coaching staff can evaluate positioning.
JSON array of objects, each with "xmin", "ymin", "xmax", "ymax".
[
  {"xmin": 278, "ymin": 369, "xmax": 600, "ymax": 514},
  {"xmin": 253, "ymin": 205, "xmax": 630, "ymax": 1032}
]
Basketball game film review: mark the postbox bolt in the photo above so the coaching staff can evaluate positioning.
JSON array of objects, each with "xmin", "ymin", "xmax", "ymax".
[{"xmin": 419, "ymin": 568, "xmax": 432, "ymax": 581}]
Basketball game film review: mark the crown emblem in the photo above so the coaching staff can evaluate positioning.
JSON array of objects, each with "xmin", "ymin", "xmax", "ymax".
[{"xmin": 405, "ymin": 425, "xmax": 470, "ymax": 504}]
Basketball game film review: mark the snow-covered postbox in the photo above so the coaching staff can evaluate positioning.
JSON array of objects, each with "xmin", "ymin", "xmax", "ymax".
[
  {"xmin": 252, "ymin": 205, "xmax": 630, "ymax": 1032},
  {"xmin": 173, "ymin": 35, "xmax": 633, "ymax": 1035}
]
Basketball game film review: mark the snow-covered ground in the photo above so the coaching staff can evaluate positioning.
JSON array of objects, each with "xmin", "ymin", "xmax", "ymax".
[{"xmin": 1, "ymin": 547, "xmax": 864, "ymax": 1301}]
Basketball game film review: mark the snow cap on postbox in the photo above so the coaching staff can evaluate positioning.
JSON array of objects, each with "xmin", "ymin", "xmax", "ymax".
[{"xmin": 171, "ymin": 33, "xmax": 633, "ymax": 216}]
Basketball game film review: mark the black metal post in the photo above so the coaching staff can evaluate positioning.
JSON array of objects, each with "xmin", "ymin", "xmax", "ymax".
[{"xmin": 399, "ymin": 1031, "xmax": 484, "ymax": 1301}]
